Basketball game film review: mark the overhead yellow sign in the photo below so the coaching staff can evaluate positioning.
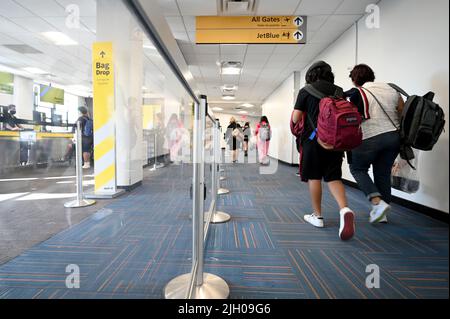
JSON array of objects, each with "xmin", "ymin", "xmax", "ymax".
[
  {"xmin": 92, "ymin": 42, "xmax": 117, "ymax": 194},
  {"xmin": 197, "ymin": 29, "xmax": 305, "ymax": 44},
  {"xmin": 196, "ymin": 15, "xmax": 307, "ymax": 44},
  {"xmin": 197, "ymin": 16, "xmax": 305, "ymax": 29}
]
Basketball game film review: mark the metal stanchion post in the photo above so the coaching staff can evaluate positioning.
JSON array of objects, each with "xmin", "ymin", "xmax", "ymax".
[
  {"xmin": 210, "ymin": 120, "xmax": 231, "ymax": 223},
  {"xmin": 150, "ymin": 108, "xmax": 164, "ymax": 171},
  {"xmin": 150, "ymin": 130, "xmax": 164, "ymax": 171},
  {"xmin": 164, "ymin": 96, "xmax": 229, "ymax": 299},
  {"xmin": 64, "ymin": 121, "xmax": 96, "ymax": 208}
]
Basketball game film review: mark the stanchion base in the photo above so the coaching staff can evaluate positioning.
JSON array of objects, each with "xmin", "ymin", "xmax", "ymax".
[
  {"xmin": 206, "ymin": 211, "xmax": 231, "ymax": 224},
  {"xmin": 164, "ymin": 272, "xmax": 229, "ymax": 299},
  {"xmin": 85, "ymin": 189, "xmax": 126, "ymax": 199},
  {"xmin": 217, "ymin": 188, "xmax": 230, "ymax": 195},
  {"xmin": 149, "ymin": 163, "xmax": 165, "ymax": 171},
  {"xmin": 219, "ymin": 176, "xmax": 226, "ymax": 181},
  {"xmin": 64, "ymin": 199, "xmax": 96, "ymax": 208}
]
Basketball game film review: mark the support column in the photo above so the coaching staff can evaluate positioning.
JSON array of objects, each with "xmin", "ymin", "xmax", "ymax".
[{"xmin": 95, "ymin": 0, "xmax": 144, "ymax": 192}]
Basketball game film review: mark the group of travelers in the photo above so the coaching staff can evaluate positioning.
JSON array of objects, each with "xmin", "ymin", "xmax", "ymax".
[
  {"xmin": 225, "ymin": 116, "xmax": 272, "ymax": 165},
  {"xmin": 292, "ymin": 61, "xmax": 407, "ymax": 241}
]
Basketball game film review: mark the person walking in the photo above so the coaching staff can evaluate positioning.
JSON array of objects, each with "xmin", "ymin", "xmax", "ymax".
[
  {"xmin": 225, "ymin": 117, "xmax": 243, "ymax": 163},
  {"xmin": 291, "ymin": 61, "xmax": 356, "ymax": 241},
  {"xmin": 255, "ymin": 116, "xmax": 271, "ymax": 165},
  {"xmin": 243, "ymin": 122, "xmax": 251, "ymax": 157},
  {"xmin": 346, "ymin": 64, "xmax": 404, "ymax": 224}
]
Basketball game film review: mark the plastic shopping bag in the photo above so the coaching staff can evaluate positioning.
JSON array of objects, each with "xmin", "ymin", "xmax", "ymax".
[{"xmin": 391, "ymin": 151, "xmax": 420, "ymax": 194}]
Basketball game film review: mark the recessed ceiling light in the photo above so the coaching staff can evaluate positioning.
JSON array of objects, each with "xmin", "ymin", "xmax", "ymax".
[
  {"xmin": 222, "ymin": 85, "xmax": 238, "ymax": 91},
  {"xmin": 212, "ymin": 107, "xmax": 224, "ymax": 111},
  {"xmin": 241, "ymin": 103, "xmax": 254, "ymax": 108},
  {"xmin": 41, "ymin": 32, "xmax": 78, "ymax": 46},
  {"xmin": 221, "ymin": 62, "xmax": 242, "ymax": 75},
  {"xmin": 238, "ymin": 110, "xmax": 248, "ymax": 114},
  {"xmin": 23, "ymin": 67, "xmax": 48, "ymax": 75},
  {"xmin": 222, "ymin": 95, "xmax": 236, "ymax": 100}
]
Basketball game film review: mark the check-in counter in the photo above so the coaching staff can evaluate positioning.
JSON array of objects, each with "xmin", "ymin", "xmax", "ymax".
[{"xmin": 0, "ymin": 131, "xmax": 74, "ymax": 172}]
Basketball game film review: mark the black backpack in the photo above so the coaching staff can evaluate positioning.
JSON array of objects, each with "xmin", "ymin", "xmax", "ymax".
[{"xmin": 389, "ymin": 83, "xmax": 445, "ymax": 152}]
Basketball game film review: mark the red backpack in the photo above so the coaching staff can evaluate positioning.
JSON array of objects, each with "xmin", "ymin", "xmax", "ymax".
[{"xmin": 305, "ymin": 85, "xmax": 362, "ymax": 151}]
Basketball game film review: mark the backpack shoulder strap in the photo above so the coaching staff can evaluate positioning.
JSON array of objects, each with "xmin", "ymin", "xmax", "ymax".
[
  {"xmin": 304, "ymin": 85, "xmax": 327, "ymax": 100},
  {"xmin": 388, "ymin": 83, "xmax": 410, "ymax": 98},
  {"xmin": 363, "ymin": 87, "xmax": 399, "ymax": 131}
]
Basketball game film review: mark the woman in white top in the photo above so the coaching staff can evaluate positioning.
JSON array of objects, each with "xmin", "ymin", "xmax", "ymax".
[{"xmin": 346, "ymin": 64, "xmax": 405, "ymax": 224}]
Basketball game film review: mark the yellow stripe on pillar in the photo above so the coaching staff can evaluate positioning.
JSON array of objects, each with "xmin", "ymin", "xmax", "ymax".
[
  {"xmin": 94, "ymin": 164, "xmax": 116, "ymax": 192},
  {"xmin": 95, "ymin": 136, "xmax": 114, "ymax": 160}
]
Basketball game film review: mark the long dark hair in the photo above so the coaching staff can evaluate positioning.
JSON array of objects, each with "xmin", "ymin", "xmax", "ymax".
[
  {"xmin": 260, "ymin": 116, "xmax": 269, "ymax": 124},
  {"xmin": 305, "ymin": 61, "xmax": 335, "ymax": 84}
]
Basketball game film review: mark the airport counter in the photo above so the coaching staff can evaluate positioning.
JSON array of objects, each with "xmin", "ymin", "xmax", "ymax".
[{"xmin": 0, "ymin": 131, "xmax": 74, "ymax": 171}]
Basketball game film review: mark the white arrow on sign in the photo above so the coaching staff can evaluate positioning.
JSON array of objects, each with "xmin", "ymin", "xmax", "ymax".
[
  {"xmin": 294, "ymin": 31, "xmax": 304, "ymax": 41},
  {"xmin": 294, "ymin": 16, "xmax": 304, "ymax": 27}
]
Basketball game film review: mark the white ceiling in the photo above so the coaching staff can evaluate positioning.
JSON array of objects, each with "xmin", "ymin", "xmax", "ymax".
[
  {"xmin": 0, "ymin": 0, "xmax": 374, "ymax": 115},
  {"xmin": 158, "ymin": 0, "xmax": 375, "ymax": 115},
  {"xmin": 0, "ymin": 0, "xmax": 170, "ymax": 97}
]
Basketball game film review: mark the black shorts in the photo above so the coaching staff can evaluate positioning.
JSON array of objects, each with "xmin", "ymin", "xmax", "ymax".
[
  {"xmin": 301, "ymin": 139, "xmax": 343, "ymax": 182},
  {"xmin": 82, "ymin": 136, "xmax": 93, "ymax": 153}
]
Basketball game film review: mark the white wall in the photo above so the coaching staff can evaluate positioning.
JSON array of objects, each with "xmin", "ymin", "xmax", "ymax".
[
  {"xmin": 261, "ymin": 74, "xmax": 298, "ymax": 164},
  {"xmin": 298, "ymin": 0, "xmax": 449, "ymax": 213}
]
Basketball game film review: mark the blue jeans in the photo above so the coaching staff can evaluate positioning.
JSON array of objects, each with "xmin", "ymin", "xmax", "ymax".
[{"xmin": 350, "ymin": 131, "xmax": 400, "ymax": 203}]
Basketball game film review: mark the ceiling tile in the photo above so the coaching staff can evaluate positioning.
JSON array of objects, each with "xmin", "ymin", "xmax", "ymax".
[
  {"xmin": 177, "ymin": 0, "xmax": 217, "ymax": 16},
  {"xmin": 220, "ymin": 44, "xmax": 247, "ymax": 56},
  {"xmin": 10, "ymin": 17, "xmax": 57, "ymax": 33},
  {"xmin": 0, "ymin": 0, "xmax": 33, "ymax": 18},
  {"xmin": 296, "ymin": 0, "xmax": 344, "ymax": 15},
  {"xmin": 15, "ymin": 0, "xmax": 66, "ymax": 17},
  {"xmin": 157, "ymin": 0, "xmax": 180, "ymax": 16},
  {"xmin": 306, "ymin": 15, "xmax": 329, "ymax": 31},
  {"xmin": 257, "ymin": 0, "xmax": 301, "ymax": 15},
  {"xmin": 335, "ymin": 0, "xmax": 375, "ymax": 14},
  {"xmin": 246, "ymin": 44, "xmax": 275, "ymax": 55},
  {"xmin": 55, "ymin": 0, "xmax": 96, "ymax": 17}
]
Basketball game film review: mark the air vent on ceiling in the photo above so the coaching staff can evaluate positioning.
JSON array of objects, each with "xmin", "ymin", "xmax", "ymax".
[
  {"xmin": 3, "ymin": 44, "xmax": 43, "ymax": 54},
  {"xmin": 218, "ymin": 0, "xmax": 258, "ymax": 15}
]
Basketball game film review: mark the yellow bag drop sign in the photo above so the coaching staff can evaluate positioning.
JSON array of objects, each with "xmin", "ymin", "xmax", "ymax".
[{"xmin": 92, "ymin": 42, "xmax": 117, "ymax": 194}]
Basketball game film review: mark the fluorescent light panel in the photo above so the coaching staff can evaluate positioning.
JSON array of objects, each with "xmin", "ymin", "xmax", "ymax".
[
  {"xmin": 23, "ymin": 67, "xmax": 48, "ymax": 74},
  {"xmin": 42, "ymin": 32, "xmax": 78, "ymax": 46}
]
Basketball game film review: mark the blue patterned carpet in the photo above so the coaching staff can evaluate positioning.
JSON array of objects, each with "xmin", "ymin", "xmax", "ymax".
[{"xmin": 0, "ymin": 162, "xmax": 448, "ymax": 299}]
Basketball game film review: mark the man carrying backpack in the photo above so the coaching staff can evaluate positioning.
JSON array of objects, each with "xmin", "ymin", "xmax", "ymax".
[
  {"xmin": 292, "ymin": 61, "xmax": 356, "ymax": 241},
  {"xmin": 75, "ymin": 106, "xmax": 94, "ymax": 169}
]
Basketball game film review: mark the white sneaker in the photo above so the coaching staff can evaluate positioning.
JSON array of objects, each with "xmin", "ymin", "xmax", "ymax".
[
  {"xmin": 370, "ymin": 200, "xmax": 390, "ymax": 224},
  {"xmin": 379, "ymin": 215, "xmax": 388, "ymax": 223},
  {"xmin": 339, "ymin": 207, "xmax": 355, "ymax": 241},
  {"xmin": 304, "ymin": 213, "xmax": 324, "ymax": 228}
]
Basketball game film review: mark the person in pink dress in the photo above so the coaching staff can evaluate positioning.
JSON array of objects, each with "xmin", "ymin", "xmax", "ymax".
[{"xmin": 255, "ymin": 116, "xmax": 271, "ymax": 165}]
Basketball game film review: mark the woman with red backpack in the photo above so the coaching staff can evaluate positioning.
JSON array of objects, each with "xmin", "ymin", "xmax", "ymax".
[
  {"xmin": 255, "ymin": 116, "xmax": 271, "ymax": 165},
  {"xmin": 291, "ymin": 61, "xmax": 356, "ymax": 241}
]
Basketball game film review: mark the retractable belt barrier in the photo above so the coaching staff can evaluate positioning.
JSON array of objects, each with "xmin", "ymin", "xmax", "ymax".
[{"xmin": 164, "ymin": 96, "xmax": 230, "ymax": 299}]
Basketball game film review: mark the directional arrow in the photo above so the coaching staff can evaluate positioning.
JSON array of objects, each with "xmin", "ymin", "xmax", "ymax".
[
  {"xmin": 294, "ymin": 31, "xmax": 303, "ymax": 41},
  {"xmin": 294, "ymin": 16, "xmax": 303, "ymax": 27},
  {"xmin": 100, "ymin": 51, "xmax": 106, "ymax": 58}
]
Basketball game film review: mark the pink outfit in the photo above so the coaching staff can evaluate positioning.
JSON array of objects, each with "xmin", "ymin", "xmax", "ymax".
[{"xmin": 255, "ymin": 122, "xmax": 271, "ymax": 163}]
